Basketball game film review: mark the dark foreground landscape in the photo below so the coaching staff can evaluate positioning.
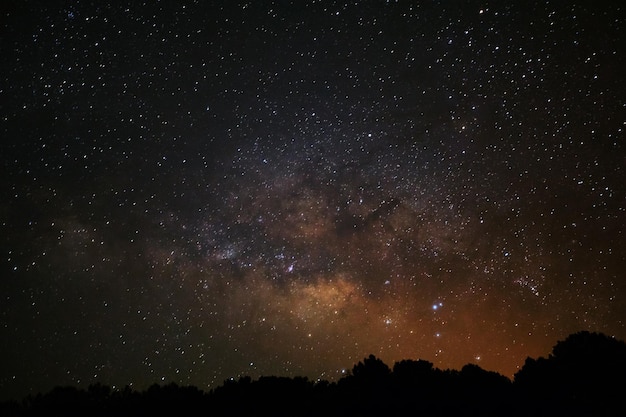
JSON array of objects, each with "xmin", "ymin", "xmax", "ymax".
[{"xmin": 1, "ymin": 331, "xmax": 625, "ymax": 417}]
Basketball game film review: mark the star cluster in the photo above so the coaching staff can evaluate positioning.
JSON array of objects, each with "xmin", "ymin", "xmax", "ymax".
[{"xmin": 1, "ymin": 1, "xmax": 625, "ymax": 400}]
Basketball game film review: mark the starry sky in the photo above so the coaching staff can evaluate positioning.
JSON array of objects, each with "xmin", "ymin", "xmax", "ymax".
[{"xmin": 1, "ymin": 0, "xmax": 625, "ymax": 400}]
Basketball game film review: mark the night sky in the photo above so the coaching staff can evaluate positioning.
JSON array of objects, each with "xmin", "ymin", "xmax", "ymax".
[{"xmin": 1, "ymin": 1, "xmax": 625, "ymax": 401}]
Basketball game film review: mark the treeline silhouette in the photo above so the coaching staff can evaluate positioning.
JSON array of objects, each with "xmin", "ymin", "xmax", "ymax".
[{"xmin": 2, "ymin": 331, "xmax": 625, "ymax": 416}]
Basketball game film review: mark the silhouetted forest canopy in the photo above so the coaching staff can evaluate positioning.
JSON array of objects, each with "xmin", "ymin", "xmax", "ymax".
[{"xmin": 2, "ymin": 331, "xmax": 625, "ymax": 416}]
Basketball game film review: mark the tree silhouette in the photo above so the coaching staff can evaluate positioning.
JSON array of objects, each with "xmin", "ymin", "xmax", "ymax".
[
  {"xmin": 389, "ymin": 359, "xmax": 441, "ymax": 414},
  {"xmin": 514, "ymin": 331, "xmax": 626, "ymax": 416},
  {"xmin": 337, "ymin": 355, "xmax": 392, "ymax": 416},
  {"xmin": 2, "ymin": 331, "xmax": 625, "ymax": 417},
  {"xmin": 457, "ymin": 363, "xmax": 513, "ymax": 416},
  {"xmin": 350, "ymin": 354, "xmax": 391, "ymax": 381}
]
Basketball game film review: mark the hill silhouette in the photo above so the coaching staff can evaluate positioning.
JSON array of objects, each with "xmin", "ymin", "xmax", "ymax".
[{"xmin": 1, "ymin": 331, "xmax": 625, "ymax": 416}]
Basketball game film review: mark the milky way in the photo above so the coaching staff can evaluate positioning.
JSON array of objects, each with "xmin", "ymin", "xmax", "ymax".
[{"xmin": 1, "ymin": 1, "xmax": 625, "ymax": 400}]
